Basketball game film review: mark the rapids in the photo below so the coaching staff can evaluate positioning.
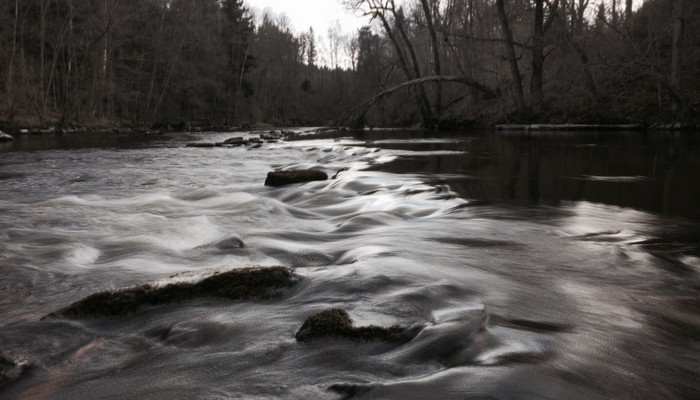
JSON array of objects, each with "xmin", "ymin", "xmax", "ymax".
[{"xmin": 0, "ymin": 129, "xmax": 699, "ymax": 399}]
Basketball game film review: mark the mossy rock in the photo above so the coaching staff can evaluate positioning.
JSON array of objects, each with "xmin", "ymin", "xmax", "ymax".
[
  {"xmin": 295, "ymin": 308, "xmax": 415, "ymax": 343},
  {"xmin": 264, "ymin": 169, "xmax": 328, "ymax": 187},
  {"xmin": 53, "ymin": 266, "xmax": 296, "ymax": 319}
]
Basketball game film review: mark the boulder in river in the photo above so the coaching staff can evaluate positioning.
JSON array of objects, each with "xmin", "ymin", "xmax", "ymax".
[
  {"xmin": 265, "ymin": 169, "xmax": 328, "ymax": 187},
  {"xmin": 0, "ymin": 131, "xmax": 14, "ymax": 142},
  {"xmin": 52, "ymin": 266, "xmax": 296, "ymax": 318},
  {"xmin": 295, "ymin": 308, "xmax": 415, "ymax": 343}
]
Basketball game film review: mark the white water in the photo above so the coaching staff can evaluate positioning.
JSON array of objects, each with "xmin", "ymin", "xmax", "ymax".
[{"xmin": 0, "ymin": 130, "xmax": 699, "ymax": 399}]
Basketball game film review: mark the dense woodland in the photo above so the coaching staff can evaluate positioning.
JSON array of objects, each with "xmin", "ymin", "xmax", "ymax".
[{"xmin": 0, "ymin": 0, "xmax": 697, "ymax": 129}]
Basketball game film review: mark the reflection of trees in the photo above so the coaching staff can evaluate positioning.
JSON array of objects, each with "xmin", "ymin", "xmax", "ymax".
[{"xmin": 370, "ymin": 132, "xmax": 700, "ymax": 218}]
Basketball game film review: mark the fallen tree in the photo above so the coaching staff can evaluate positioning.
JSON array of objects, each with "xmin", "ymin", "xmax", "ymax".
[{"xmin": 337, "ymin": 75, "xmax": 497, "ymax": 128}]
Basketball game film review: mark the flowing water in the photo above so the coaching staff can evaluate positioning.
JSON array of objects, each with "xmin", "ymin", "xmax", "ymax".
[{"xmin": 1, "ymin": 129, "xmax": 699, "ymax": 399}]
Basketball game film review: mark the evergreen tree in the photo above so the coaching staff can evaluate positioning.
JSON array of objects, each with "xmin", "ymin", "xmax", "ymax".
[
  {"xmin": 222, "ymin": 0, "xmax": 255, "ymax": 123},
  {"xmin": 307, "ymin": 27, "xmax": 317, "ymax": 67}
]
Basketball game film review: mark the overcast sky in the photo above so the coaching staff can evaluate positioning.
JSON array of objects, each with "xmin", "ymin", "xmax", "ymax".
[
  {"xmin": 245, "ymin": 0, "xmax": 646, "ymax": 36},
  {"xmin": 245, "ymin": 0, "xmax": 368, "ymax": 36}
]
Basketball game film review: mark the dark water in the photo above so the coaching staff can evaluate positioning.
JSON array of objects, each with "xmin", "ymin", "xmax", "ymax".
[{"xmin": 1, "ymin": 130, "xmax": 699, "ymax": 399}]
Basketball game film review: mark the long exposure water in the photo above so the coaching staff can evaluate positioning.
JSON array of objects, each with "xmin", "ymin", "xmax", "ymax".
[{"xmin": 1, "ymin": 129, "xmax": 699, "ymax": 399}]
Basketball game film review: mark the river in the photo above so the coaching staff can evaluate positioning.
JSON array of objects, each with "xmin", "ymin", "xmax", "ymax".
[{"xmin": 1, "ymin": 129, "xmax": 699, "ymax": 399}]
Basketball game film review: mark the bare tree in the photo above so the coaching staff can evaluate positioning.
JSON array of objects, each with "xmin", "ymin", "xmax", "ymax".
[
  {"xmin": 530, "ymin": 0, "xmax": 559, "ymax": 108},
  {"xmin": 419, "ymin": 0, "xmax": 443, "ymax": 120},
  {"xmin": 670, "ymin": 0, "xmax": 684, "ymax": 113},
  {"xmin": 496, "ymin": 0, "xmax": 527, "ymax": 112}
]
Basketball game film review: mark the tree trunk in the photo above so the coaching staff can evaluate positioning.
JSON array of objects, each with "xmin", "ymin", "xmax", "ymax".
[
  {"xmin": 339, "ymin": 75, "xmax": 496, "ymax": 128},
  {"xmin": 531, "ymin": 0, "xmax": 545, "ymax": 108},
  {"xmin": 670, "ymin": 0, "xmax": 683, "ymax": 113},
  {"xmin": 390, "ymin": 1, "xmax": 434, "ymax": 127},
  {"xmin": 496, "ymin": 0, "xmax": 527, "ymax": 112},
  {"xmin": 62, "ymin": 0, "xmax": 75, "ymax": 124},
  {"xmin": 420, "ymin": 0, "xmax": 442, "ymax": 122},
  {"xmin": 558, "ymin": 11, "xmax": 597, "ymax": 97},
  {"xmin": 372, "ymin": 2, "xmax": 433, "ymax": 127},
  {"xmin": 6, "ymin": 0, "xmax": 20, "ymax": 118},
  {"xmin": 625, "ymin": 0, "xmax": 633, "ymax": 22}
]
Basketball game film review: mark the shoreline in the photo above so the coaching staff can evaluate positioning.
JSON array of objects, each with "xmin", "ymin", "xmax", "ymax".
[{"xmin": 1, "ymin": 122, "xmax": 699, "ymax": 139}]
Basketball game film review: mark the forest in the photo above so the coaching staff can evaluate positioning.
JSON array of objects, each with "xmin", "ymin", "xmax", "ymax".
[{"xmin": 0, "ymin": 0, "xmax": 697, "ymax": 130}]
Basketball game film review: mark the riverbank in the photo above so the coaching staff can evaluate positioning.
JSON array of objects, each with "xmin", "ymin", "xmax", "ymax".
[{"xmin": 1, "ymin": 119, "xmax": 698, "ymax": 140}]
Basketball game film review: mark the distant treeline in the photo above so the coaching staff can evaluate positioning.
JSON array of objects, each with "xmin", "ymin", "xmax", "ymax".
[{"xmin": 0, "ymin": 0, "xmax": 697, "ymax": 129}]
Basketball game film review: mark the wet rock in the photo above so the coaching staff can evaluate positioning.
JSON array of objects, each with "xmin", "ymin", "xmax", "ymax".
[
  {"xmin": 248, "ymin": 137, "xmax": 263, "ymax": 144},
  {"xmin": 328, "ymin": 383, "xmax": 374, "ymax": 399},
  {"xmin": 215, "ymin": 235, "xmax": 245, "ymax": 250},
  {"xmin": 260, "ymin": 131, "xmax": 282, "ymax": 140},
  {"xmin": 186, "ymin": 143, "xmax": 216, "ymax": 148},
  {"xmin": 281, "ymin": 130, "xmax": 295, "ymax": 139},
  {"xmin": 332, "ymin": 167, "xmax": 349, "ymax": 179},
  {"xmin": 265, "ymin": 169, "xmax": 328, "ymax": 187},
  {"xmin": 295, "ymin": 308, "xmax": 414, "ymax": 343},
  {"xmin": 0, "ymin": 351, "xmax": 30, "ymax": 389},
  {"xmin": 223, "ymin": 136, "xmax": 246, "ymax": 145},
  {"xmin": 52, "ymin": 266, "xmax": 296, "ymax": 319},
  {"xmin": 0, "ymin": 131, "xmax": 14, "ymax": 142}
]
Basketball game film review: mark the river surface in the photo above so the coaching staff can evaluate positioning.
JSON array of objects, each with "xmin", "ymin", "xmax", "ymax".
[{"xmin": 1, "ymin": 129, "xmax": 699, "ymax": 399}]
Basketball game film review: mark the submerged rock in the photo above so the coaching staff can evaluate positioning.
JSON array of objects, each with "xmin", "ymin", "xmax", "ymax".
[
  {"xmin": 0, "ymin": 131, "xmax": 14, "ymax": 142},
  {"xmin": 295, "ymin": 308, "xmax": 415, "ymax": 343},
  {"xmin": 186, "ymin": 143, "xmax": 216, "ymax": 148},
  {"xmin": 53, "ymin": 266, "xmax": 296, "ymax": 319},
  {"xmin": 265, "ymin": 169, "xmax": 328, "ymax": 187},
  {"xmin": 215, "ymin": 235, "xmax": 245, "ymax": 250}
]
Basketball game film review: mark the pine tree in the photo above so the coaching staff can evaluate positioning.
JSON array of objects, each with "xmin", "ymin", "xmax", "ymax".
[
  {"xmin": 307, "ymin": 27, "xmax": 317, "ymax": 67},
  {"xmin": 221, "ymin": 0, "xmax": 254, "ymax": 123}
]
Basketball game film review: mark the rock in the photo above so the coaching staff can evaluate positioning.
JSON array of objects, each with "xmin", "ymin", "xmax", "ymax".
[
  {"xmin": 0, "ymin": 351, "xmax": 30, "ymax": 389},
  {"xmin": 186, "ymin": 143, "xmax": 216, "ymax": 148},
  {"xmin": 265, "ymin": 169, "xmax": 328, "ymax": 187},
  {"xmin": 295, "ymin": 308, "xmax": 415, "ymax": 343},
  {"xmin": 223, "ymin": 136, "xmax": 246, "ymax": 145},
  {"xmin": 260, "ymin": 131, "xmax": 282, "ymax": 140},
  {"xmin": 52, "ymin": 266, "xmax": 296, "ymax": 319},
  {"xmin": 248, "ymin": 137, "xmax": 263, "ymax": 144},
  {"xmin": 215, "ymin": 236, "xmax": 245, "ymax": 250},
  {"xmin": 0, "ymin": 131, "xmax": 14, "ymax": 142}
]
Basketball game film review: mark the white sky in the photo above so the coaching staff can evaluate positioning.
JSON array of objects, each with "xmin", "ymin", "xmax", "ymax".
[
  {"xmin": 245, "ymin": 0, "xmax": 368, "ymax": 36},
  {"xmin": 245, "ymin": 0, "xmax": 647, "ymax": 37},
  {"xmin": 244, "ymin": 0, "xmax": 647, "ymax": 68}
]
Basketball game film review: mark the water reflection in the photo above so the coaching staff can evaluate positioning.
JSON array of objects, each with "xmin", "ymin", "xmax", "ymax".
[{"xmin": 335, "ymin": 130, "xmax": 699, "ymax": 219}]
